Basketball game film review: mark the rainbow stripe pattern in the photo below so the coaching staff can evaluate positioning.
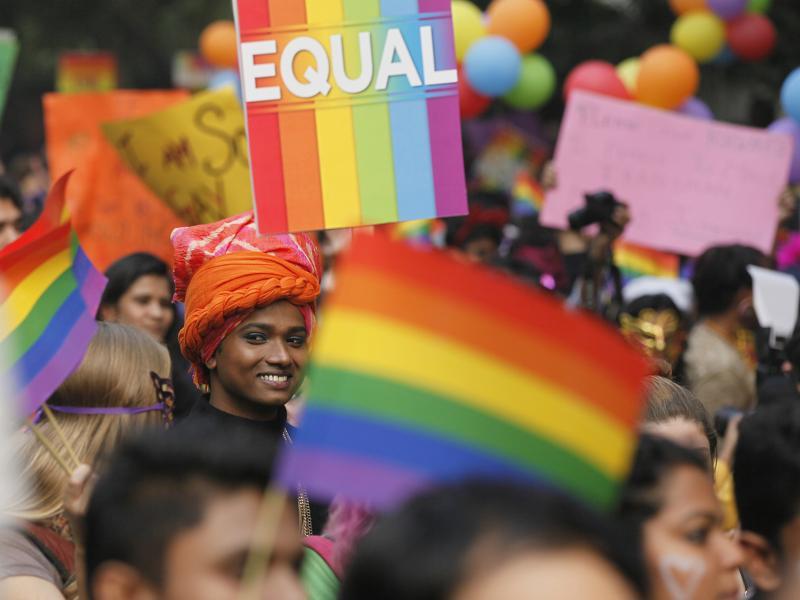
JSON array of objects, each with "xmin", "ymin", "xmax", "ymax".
[
  {"xmin": 233, "ymin": 0, "xmax": 467, "ymax": 234},
  {"xmin": 511, "ymin": 170, "xmax": 545, "ymax": 217},
  {"xmin": 0, "ymin": 174, "xmax": 107, "ymax": 416},
  {"xmin": 615, "ymin": 240, "xmax": 680, "ymax": 282},
  {"xmin": 279, "ymin": 235, "xmax": 649, "ymax": 509}
]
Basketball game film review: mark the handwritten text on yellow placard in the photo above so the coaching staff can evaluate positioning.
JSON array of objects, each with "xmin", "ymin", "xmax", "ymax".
[{"xmin": 101, "ymin": 87, "xmax": 252, "ymax": 224}]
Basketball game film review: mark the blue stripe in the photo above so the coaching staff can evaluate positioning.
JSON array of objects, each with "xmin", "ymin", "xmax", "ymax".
[
  {"xmin": 15, "ymin": 288, "xmax": 89, "ymax": 385},
  {"xmin": 293, "ymin": 406, "xmax": 539, "ymax": 484},
  {"xmin": 380, "ymin": 0, "xmax": 437, "ymax": 221}
]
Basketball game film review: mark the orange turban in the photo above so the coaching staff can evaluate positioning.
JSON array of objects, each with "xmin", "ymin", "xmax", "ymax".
[{"xmin": 172, "ymin": 212, "xmax": 321, "ymax": 387}]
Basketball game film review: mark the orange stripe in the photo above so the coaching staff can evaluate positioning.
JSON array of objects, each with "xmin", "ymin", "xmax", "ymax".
[
  {"xmin": 269, "ymin": 0, "xmax": 325, "ymax": 232},
  {"xmin": 334, "ymin": 265, "xmax": 643, "ymax": 427},
  {"xmin": 336, "ymin": 236, "xmax": 648, "ymax": 385}
]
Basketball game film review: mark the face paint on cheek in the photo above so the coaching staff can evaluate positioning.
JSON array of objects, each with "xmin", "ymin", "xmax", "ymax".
[{"xmin": 659, "ymin": 554, "xmax": 707, "ymax": 600}]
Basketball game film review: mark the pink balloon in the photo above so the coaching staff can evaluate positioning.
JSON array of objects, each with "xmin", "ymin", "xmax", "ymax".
[{"xmin": 563, "ymin": 61, "xmax": 631, "ymax": 101}]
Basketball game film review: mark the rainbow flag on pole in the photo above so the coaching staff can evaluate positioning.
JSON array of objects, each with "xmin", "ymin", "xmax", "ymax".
[
  {"xmin": 279, "ymin": 235, "xmax": 649, "ymax": 510},
  {"xmin": 0, "ymin": 173, "xmax": 107, "ymax": 416},
  {"xmin": 233, "ymin": 0, "xmax": 467, "ymax": 234}
]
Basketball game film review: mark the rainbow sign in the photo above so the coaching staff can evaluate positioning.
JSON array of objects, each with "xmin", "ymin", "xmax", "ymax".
[{"xmin": 233, "ymin": 0, "xmax": 468, "ymax": 234}]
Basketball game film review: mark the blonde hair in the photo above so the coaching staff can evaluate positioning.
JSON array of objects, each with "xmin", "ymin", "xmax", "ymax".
[{"xmin": 6, "ymin": 322, "xmax": 171, "ymax": 522}]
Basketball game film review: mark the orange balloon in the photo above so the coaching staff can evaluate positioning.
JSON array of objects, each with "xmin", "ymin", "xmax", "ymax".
[
  {"xmin": 486, "ymin": 0, "xmax": 551, "ymax": 53},
  {"xmin": 635, "ymin": 45, "xmax": 700, "ymax": 110},
  {"xmin": 668, "ymin": 0, "xmax": 707, "ymax": 14},
  {"xmin": 200, "ymin": 21, "xmax": 238, "ymax": 68}
]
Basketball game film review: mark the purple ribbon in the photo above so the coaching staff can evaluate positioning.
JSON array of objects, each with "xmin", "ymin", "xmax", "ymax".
[{"xmin": 33, "ymin": 403, "xmax": 166, "ymax": 424}]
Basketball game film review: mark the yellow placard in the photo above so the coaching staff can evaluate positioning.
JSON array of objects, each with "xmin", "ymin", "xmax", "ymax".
[{"xmin": 101, "ymin": 87, "xmax": 252, "ymax": 224}]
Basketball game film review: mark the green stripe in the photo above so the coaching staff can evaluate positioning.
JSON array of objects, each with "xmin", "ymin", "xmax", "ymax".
[
  {"xmin": 1, "ymin": 268, "xmax": 76, "ymax": 363},
  {"xmin": 343, "ymin": 0, "xmax": 398, "ymax": 224},
  {"xmin": 309, "ymin": 365, "xmax": 618, "ymax": 506},
  {"xmin": 301, "ymin": 547, "xmax": 340, "ymax": 600}
]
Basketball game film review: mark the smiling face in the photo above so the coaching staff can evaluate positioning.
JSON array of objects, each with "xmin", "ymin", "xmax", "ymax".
[
  {"xmin": 206, "ymin": 301, "xmax": 309, "ymax": 420},
  {"xmin": 644, "ymin": 465, "xmax": 744, "ymax": 600}
]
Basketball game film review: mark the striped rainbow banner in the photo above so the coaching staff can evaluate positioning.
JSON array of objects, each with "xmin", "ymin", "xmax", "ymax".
[
  {"xmin": 233, "ymin": 0, "xmax": 467, "ymax": 234},
  {"xmin": 278, "ymin": 235, "xmax": 650, "ymax": 510},
  {"xmin": 615, "ymin": 240, "xmax": 680, "ymax": 283},
  {"xmin": 0, "ymin": 173, "xmax": 107, "ymax": 416}
]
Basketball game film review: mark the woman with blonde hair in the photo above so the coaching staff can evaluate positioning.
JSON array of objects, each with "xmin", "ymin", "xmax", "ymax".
[{"xmin": 0, "ymin": 322, "xmax": 173, "ymax": 600}]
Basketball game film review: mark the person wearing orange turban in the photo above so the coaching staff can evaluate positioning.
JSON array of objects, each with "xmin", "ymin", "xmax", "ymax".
[
  {"xmin": 173, "ymin": 212, "xmax": 321, "ymax": 534},
  {"xmin": 173, "ymin": 209, "xmax": 321, "ymax": 396}
]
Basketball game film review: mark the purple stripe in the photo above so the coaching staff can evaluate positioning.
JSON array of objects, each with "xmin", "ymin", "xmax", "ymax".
[
  {"xmin": 74, "ymin": 248, "xmax": 107, "ymax": 314},
  {"xmin": 427, "ymin": 95, "xmax": 468, "ymax": 217},
  {"xmin": 22, "ymin": 311, "xmax": 97, "ymax": 416},
  {"xmin": 277, "ymin": 447, "xmax": 427, "ymax": 509},
  {"xmin": 418, "ymin": 0, "xmax": 467, "ymax": 217}
]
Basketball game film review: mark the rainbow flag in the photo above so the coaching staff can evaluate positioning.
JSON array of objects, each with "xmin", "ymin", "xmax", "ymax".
[
  {"xmin": 389, "ymin": 218, "xmax": 446, "ymax": 247},
  {"xmin": 233, "ymin": 0, "xmax": 467, "ymax": 234},
  {"xmin": 511, "ymin": 170, "xmax": 545, "ymax": 217},
  {"xmin": 0, "ymin": 173, "xmax": 107, "ymax": 416},
  {"xmin": 615, "ymin": 240, "xmax": 680, "ymax": 282},
  {"xmin": 56, "ymin": 52, "xmax": 118, "ymax": 94},
  {"xmin": 279, "ymin": 235, "xmax": 649, "ymax": 509}
]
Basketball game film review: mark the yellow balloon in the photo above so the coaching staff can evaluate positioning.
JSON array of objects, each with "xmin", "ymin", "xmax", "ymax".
[
  {"xmin": 452, "ymin": 0, "xmax": 486, "ymax": 62},
  {"xmin": 670, "ymin": 10, "xmax": 726, "ymax": 63},
  {"xmin": 616, "ymin": 57, "xmax": 641, "ymax": 95}
]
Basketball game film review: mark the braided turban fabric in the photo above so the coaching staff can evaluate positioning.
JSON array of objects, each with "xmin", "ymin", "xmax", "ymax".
[{"xmin": 172, "ymin": 212, "xmax": 322, "ymax": 387}]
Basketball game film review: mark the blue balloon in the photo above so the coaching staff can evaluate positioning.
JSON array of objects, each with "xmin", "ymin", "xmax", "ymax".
[
  {"xmin": 781, "ymin": 68, "xmax": 800, "ymax": 124},
  {"xmin": 209, "ymin": 69, "xmax": 242, "ymax": 102},
  {"xmin": 463, "ymin": 36, "xmax": 521, "ymax": 98},
  {"xmin": 710, "ymin": 45, "xmax": 736, "ymax": 66}
]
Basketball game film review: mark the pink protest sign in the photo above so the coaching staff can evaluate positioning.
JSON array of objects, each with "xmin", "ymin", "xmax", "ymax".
[{"xmin": 541, "ymin": 92, "xmax": 793, "ymax": 257}]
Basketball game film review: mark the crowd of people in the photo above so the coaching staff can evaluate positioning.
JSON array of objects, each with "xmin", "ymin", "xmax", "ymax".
[{"xmin": 1, "ymin": 133, "xmax": 800, "ymax": 600}]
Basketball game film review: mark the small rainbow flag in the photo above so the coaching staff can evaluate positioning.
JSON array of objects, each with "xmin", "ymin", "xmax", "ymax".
[
  {"xmin": 388, "ymin": 218, "xmax": 446, "ymax": 247},
  {"xmin": 56, "ymin": 52, "xmax": 118, "ymax": 94},
  {"xmin": 279, "ymin": 235, "xmax": 649, "ymax": 509},
  {"xmin": 233, "ymin": 0, "xmax": 467, "ymax": 234},
  {"xmin": 0, "ymin": 173, "xmax": 107, "ymax": 416},
  {"xmin": 511, "ymin": 169, "xmax": 545, "ymax": 217},
  {"xmin": 614, "ymin": 240, "xmax": 680, "ymax": 282}
]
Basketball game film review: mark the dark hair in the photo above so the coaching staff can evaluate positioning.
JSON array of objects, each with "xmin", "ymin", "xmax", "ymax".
[
  {"xmin": 99, "ymin": 252, "xmax": 174, "ymax": 310},
  {"xmin": 623, "ymin": 294, "xmax": 683, "ymax": 320},
  {"xmin": 734, "ymin": 402, "xmax": 800, "ymax": 554},
  {"xmin": 618, "ymin": 435, "xmax": 710, "ymax": 524},
  {"xmin": 691, "ymin": 244, "xmax": 766, "ymax": 317},
  {"xmin": 0, "ymin": 174, "xmax": 22, "ymax": 210},
  {"xmin": 85, "ymin": 425, "xmax": 277, "ymax": 593},
  {"xmin": 643, "ymin": 376, "xmax": 717, "ymax": 464},
  {"xmin": 341, "ymin": 480, "xmax": 647, "ymax": 599}
]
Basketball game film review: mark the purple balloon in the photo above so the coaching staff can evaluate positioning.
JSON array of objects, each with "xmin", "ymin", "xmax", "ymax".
[
  {"xmin": 768, "ymin": 117, "xmax": 800, "ymax": 184},
  {"xmin": 707, "ymin": 0, "xmax": 748, "ymax": 19},
  {"xmin": 678, "ymin": 98, "xmax": 714, "ymax": 121}
]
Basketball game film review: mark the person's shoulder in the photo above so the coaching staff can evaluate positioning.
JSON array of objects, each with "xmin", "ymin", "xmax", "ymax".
[{"xmin": 0, "ymin": 526, "xmax": 62, "ymax": 589}]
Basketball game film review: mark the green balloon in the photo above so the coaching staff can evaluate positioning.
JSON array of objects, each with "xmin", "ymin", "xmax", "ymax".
[
  {"xmin": 503, "ymin": 54, "xmax": 556, "ymax": 110},
  {"xmin": 747, "ymin": 0, "xmax": 771, "ymax": 13}
]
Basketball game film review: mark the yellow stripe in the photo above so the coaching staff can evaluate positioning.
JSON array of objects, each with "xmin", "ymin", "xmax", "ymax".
[
  {"xmin": 314, "ymin": 309, "xmax": 635, "ymax": 477},
  {"xmin": 305, "ymin": 0, "xmax": 362, "ymax": 228},
  {"xmin": 0, "ymin": 250, "xmax": 71, "ymax": 342}
]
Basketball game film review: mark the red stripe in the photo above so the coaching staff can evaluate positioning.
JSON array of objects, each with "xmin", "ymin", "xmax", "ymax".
[
  {"xmin": 240, "ymin": 0, "xmax": 289, "ymax": 233},
  {"xmin": 0, "ymin": 225, "xmax": 71, "ymax": 297},
  {"xmin": 336, "ymin": 236, "xmax": 649, "ymax": 386}
]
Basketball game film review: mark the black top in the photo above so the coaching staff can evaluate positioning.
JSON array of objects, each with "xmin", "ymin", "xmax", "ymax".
[
  {"xmin": 181, "ymin": 396, "xmax": 288, "ymax": 438},
  {"xmin": 179, "ymin": 398, "xmax": 328, "ymax": 533}
]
